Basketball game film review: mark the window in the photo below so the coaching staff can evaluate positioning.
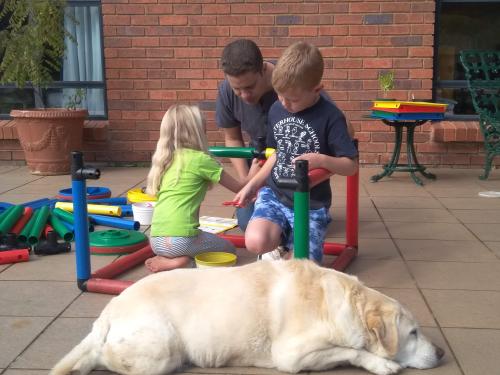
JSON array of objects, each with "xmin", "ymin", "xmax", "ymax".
[
  {"xmin": 0, "ymin": 0, "xmax": 106, "ymax": 119},
  {"xmin": 434, "ymin": 0, "xmax": 500, "ymax": 119}
]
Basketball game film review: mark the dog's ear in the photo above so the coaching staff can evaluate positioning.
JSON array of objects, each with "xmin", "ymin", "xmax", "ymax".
[{"xmin": 365, "ymin": 307, "xmax": 399, "ymax": 358}]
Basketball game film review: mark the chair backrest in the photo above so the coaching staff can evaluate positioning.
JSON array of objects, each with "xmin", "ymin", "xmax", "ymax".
[{"xmin": 459, "ymin": 50, "xmax": 500, "ymax": 121}]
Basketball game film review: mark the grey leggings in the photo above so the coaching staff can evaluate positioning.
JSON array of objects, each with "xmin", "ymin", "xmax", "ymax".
[{"xmin": 150, "ymin": 231, "xmax": 236, "ymax": 259}]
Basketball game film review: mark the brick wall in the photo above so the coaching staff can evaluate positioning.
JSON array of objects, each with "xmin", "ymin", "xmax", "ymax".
[{"xmin": 99, "ymin": 0, "xmax": 485, "ymax": 168}]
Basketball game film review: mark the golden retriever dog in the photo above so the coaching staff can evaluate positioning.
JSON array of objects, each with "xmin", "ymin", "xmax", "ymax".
[{"xmin": 50, "ymin": 260, "xmax": 444, "ymax": 375}]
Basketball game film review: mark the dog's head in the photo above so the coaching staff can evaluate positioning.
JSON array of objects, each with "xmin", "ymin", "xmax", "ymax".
[{"xmin": 358, "ymin": 288, "xmax": 445, "ymax": 369}]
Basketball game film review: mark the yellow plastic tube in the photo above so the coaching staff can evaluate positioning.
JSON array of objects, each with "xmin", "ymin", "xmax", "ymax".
[{"xmin": 55, "ymin": 202, "xmax": 122, "ymax": 217}]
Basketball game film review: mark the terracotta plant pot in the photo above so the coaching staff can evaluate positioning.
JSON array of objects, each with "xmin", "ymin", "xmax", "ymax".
[{"xmin": 10, "ymin": 108, "xmax": 87, "ymax": 175}]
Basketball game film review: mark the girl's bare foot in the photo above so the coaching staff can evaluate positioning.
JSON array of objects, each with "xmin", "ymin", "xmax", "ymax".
[{"xmin": 145, "ymin": 255, "xmax": 191, "ymax": 273}]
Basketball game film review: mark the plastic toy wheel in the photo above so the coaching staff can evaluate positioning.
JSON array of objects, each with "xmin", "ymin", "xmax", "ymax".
[{"xmin": 56, "ymin": 186, "xmax": 112, "ymax": 201}]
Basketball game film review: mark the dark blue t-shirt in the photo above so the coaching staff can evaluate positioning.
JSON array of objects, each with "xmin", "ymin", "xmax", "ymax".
[
  {"xmin": 266, "ymin": 96, "xmax": 358, "ymax": 209},
  {"xmin": 215, "ymin": 80, "xmax": 278, "ymax": 147}
]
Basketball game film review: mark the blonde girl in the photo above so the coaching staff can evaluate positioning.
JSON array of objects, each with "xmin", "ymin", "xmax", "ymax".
[{"xmin": 145, "ymin": 104, "xmax": 242, "ymax": 273}]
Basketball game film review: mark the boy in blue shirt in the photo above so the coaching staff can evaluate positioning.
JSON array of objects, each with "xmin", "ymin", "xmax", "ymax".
[{"xmin": 234, "ymin": 41, "xmax": 358, "ymax": 263}]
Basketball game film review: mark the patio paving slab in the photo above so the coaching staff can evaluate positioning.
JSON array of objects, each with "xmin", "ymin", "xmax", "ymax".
[
  {"xmin": 384, "ymin": 222, "xmax": 477, "ymax": 241},
  {"xmin": 379, "ymin": 208, "xmax": 459, "ymax": 223},
  {"xmin": 345, "ymin": 259, "xmax": 416, "ymax": 289},
  {"xmin": 443, "ymin": 328, "xmax": 500, "ymax": 375},
  {"xmin": 422, "ymin": 289, "xmax": 500, "ymax": 329},
  {"xmin": 0, "ymin": 281, "xmax": 80, "ymax": 317},
  {"xmin": 0, "ymin": 316, "xmax": 52, "ymax": 368},
  {"xmin": 407, "ymin": 261, "xmax": 500, "ymax": 290},
  {"xmin": 395, "ymin": 239, "xmax": 497, "ymax": 262}
]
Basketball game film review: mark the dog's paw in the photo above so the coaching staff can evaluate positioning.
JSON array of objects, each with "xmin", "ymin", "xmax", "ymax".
[{"xmin": 366, "ymin": 358, "xmax": 402, "ymax": 375}]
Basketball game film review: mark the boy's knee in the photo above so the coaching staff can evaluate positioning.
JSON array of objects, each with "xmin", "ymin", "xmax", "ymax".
[{"xmin": 245, "ymin": 231, "xmax": 272, "ymax": 254}]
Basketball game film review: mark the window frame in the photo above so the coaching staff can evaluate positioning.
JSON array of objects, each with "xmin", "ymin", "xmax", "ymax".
[
  {"xmin": 433, "ymin": 0, "xmax": 500, "ymax": 120},
  {"xmin": 0, "ymin": 0, "xmax": 107, "ymax": 120}
]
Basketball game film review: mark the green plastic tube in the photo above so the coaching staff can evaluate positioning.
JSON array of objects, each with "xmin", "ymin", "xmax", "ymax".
[
  {"xmin": 293, "ymin": 191, "xmax": 309, "ymax": 259},
  {"xmin": 49, "ymin": 212, "xmax": 74, "ymax": 242},
  {"xmin": 208, "ymin": 146, "xmax": 255, "ymax": 159},
  {"xmin": 0, "ymin": 205, "xmax": 24, "ymax": 235},
  {"xmin": 52, "ymin": 207, "xmax": 75, "ymax": 224},
  {"xmin": 27, "ymin": 206, "xmax": 50, "ymax": 244},
  {"xmin": 18, "ymin": 209, "xmax": 38, "ymax": 243},
  {"xmin": 0, "ymin": 206, "xmax": 15, "ymax": 224}
]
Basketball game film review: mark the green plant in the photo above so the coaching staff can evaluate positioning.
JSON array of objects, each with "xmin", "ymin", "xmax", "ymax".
[
  {"xmin": 65, "ymin": 88, "xmax": 86, "ymax": 110},
  {"xmin": 378, "ymin": 70, "xmax": 395, "ymax": 98},
  {"xmin": 0, "ymin": 0, "xmax": 73, "ymax": 107}
]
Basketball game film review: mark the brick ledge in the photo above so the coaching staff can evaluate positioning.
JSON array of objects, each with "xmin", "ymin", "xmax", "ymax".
[
  {"xmin": 432, "ymin": 120, "xmax": 482, "ymax": 142},
  {"xmin": 0, "ymin": 119, "xmax": 108, "ymax": 141}
]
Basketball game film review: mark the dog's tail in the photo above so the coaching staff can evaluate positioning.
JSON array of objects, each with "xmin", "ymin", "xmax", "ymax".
[{"xmin": 49, "ymin": 315, "xmax": 109, "ymax": 375}]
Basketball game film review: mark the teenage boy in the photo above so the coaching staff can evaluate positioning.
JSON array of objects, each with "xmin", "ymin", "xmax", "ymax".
[
  {"xmin": 233, "ymin": 41, "xmax": 358, "ymax": 263},
  {"xmin": 216, "ymin": 39, "xmax": 277, "ymax": 231}
]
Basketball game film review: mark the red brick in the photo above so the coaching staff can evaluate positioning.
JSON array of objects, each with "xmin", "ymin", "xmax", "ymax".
[{"xmin": 173, "ymin": 4, "xmax": 201, "ymax": 15}]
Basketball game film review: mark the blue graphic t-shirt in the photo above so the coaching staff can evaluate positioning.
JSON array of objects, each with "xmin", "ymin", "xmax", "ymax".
[{"xmin": 266, "ymin": 96, "xmax": 358, "ymax": 209}]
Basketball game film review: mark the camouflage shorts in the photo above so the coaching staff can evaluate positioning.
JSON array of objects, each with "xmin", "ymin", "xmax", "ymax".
[{"xmin": 251, "ymin": 187, "xmax": 331, "ymax": 262}]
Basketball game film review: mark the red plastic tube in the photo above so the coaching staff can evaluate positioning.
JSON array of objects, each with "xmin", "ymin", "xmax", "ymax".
[
  {"xmin": 43, "ymin": 224, "xmax": 55, "ymax": 238},
  {"xmin": 10, "ymin": 207, "xmax": 34, "ymax": 235},
  {"xmin": 0, "ymin": 249, "xmax": 30, "ymax": 265},
  {"xmin": 91, "ymin": 244, "xmax": 153, "ymax": 280},
  {"xmin": 86, "ymin": 278, "xmax": 134, "ymax": 295}
]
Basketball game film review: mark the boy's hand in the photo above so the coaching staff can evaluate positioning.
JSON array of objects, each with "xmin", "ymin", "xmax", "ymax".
[
  {"xmin": 292, "ymin": 153, "xmax": 325, "ymax": 170},
  {"xmin": 233, "ymin": 184, "xmax": 257, "ymax": 208}
]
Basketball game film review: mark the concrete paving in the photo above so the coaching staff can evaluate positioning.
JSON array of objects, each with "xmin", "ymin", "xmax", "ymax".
[{"xmin": 0, "ymin": 165, "xmax": 499, "ymax": 375}]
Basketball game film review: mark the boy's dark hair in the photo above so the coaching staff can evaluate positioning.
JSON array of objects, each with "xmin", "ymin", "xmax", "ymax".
[{"xmin": 221, "ymin": 39, "xmax": 264, "ymax": 76}]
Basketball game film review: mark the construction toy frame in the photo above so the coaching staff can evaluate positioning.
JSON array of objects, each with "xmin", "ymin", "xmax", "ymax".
[{"xmin": 71, "ymin": 148, "xmax": 359, "ymax": 296}]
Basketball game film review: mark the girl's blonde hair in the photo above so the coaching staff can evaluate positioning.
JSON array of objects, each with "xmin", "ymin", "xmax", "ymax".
[
  {"xmin": 272, "ymin": 41, "xmax": 324, "ymax": 92},
  {"xmin": 146, "ymin": 104, "xmax": 208, "ymax": 196}
]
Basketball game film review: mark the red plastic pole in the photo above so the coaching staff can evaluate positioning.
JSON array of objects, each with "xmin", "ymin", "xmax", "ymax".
[
  {"xmin": 10, "ymin": 207, "xmax": 34, "ymax": 235},
  {"xmin": 86, "ymin": 278, "xmax": 134, "ymax": 295},
  {"xmin": 0, "ymin": 249, "xmax": 30, "ymax": 265},
  {"xmin": 217, "ymin": 233, "xmax": 246, "ymax": 248},
  {"xmin": 346, "ymin": 170, "xmax": 359, "ymax": 249},
  {"xmin": 91, "ymin": 244, "xmax": 153, "ymax": 279}
]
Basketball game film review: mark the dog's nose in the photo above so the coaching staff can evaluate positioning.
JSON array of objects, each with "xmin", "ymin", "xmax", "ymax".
[{"xmin": 435, "ymin": 346, "xmax": 445, "ymax": 360}]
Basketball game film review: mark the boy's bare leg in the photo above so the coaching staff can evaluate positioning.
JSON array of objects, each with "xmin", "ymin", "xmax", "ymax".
[
  {"xmin": 245, "ymin": 218, "xmax": 282, "ymax": 255},
  {"xmin": 145, "ymin": 255, "xmax": 191, "ymax": 272}
]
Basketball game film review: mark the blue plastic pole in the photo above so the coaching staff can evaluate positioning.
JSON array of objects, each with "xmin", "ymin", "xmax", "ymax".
[
  {"xmin": 87, "ymin": 197, "xmax": 128, "ymax": 205},
  {"xmin": 71, "ymin": 152, "xmax": 100, "ymax": 289},
  {"xmin": 89, "ymin": 214, "xmax": 140, "ymax": 230},
  {"xmin": 72, "ymin": 178, "xmax": 91, "ymax": 282}
]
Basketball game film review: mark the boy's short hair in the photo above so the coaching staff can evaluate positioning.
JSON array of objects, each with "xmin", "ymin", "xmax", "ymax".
[
  {"xmin": 221, "ymin": 39, "xmax": 264, "ymax": 77},
  {"xmin": 272, "ymin": 41, "xmax": 324, "ymax": 92}
]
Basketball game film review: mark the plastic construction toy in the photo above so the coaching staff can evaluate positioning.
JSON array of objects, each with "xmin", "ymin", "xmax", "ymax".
[
  {"xmin": 34, "ymin": 231, "xmax": 71, "ymax": 255},
  {"xmin": 71, "ymin": 142, "xmax": 359, "ymax": 296},
  {"xmin": 0, "ymin": 233, "xmax": 30, "ymax": 252},
  {"xmin": 89, "ymin": 229, "xmax": 148, "ymax": 255},
  {"xmin": 209, "ymin": 145, "xmax": 359, "ymax": 270},
  {"xmin": 56, "ymin": 186, "xmax": 111, "ymax": 201}
]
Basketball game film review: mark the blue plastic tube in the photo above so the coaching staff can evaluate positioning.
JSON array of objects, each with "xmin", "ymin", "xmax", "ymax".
[
  {"xmin": 87, "ymin": 197, "xmax": 128, "ymax": 205},
  {"xmin": 117, "ymin": 204, "xmax": 133, "ymax": 217},
  {"xmin": 89, "ymin": 214, "xmax": 140, "ymax": 231},
  {"xmin": 0, "ymin": 202, "xmax": 14, "ymax": 212},
  {"xmin": 20, "ymin": 198, "xmax": 52, "ymax": 209}
]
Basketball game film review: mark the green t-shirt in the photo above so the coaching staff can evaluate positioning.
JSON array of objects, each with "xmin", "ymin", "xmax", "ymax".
[{"xmin": 150, "ymin": 148, "xmax": 223, "ymax": 237}]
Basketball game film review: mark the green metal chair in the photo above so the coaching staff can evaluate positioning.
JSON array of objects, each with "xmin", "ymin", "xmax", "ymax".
[{"xmin": 459, "ymin": 50, "xmax": 500, "ymax": 179}]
